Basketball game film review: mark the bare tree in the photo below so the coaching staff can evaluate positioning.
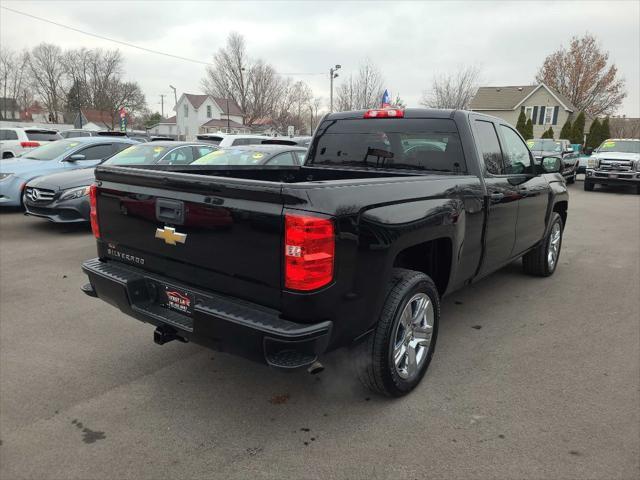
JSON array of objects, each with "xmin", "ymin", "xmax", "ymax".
[
  {"xmin": 28, "ymin": 43, "xmax": 68, "ymax": 122},
  {"xmin": 0, "ymin": 47, "xmax": 33, "ymax": 117},
  {"xmin": 335, "ymin": 59, "xmax": 385, "ymax": 111},
  {"xmin": 420, "ymin": 65, "xmax": 481, "ymax": 109},
  {"xmin": 100, "ymin": 80, "xmax": 146, "ymax": 128},
  {"xmin": 536, "ymin": 34, "xmax": 626, "ymax": 116}
]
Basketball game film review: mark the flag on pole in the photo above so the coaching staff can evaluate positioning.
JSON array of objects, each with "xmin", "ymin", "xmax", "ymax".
[{"xmin": 381, "ymin": 89, "xmax": 390, "ymax": 108}]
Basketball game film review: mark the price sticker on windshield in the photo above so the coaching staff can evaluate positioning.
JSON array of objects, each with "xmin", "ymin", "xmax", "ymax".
[
  {"xmin": 603, "ymin": 141, "xmax": 615, "ymax": 148},
  {"xmin": 526, "ymin": 140, "xmax": 535, "ymax": 148}
]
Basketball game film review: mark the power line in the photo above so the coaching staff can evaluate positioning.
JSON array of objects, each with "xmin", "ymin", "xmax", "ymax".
[{"xmin": 0, "ymin": 5, "xmax": 325, "ymax": 76}]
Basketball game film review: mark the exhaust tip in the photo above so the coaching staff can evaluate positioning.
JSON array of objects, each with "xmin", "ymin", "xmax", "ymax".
[{"xmin": 307, "ymin": 361, "xmax": 324, "ymax": 375}]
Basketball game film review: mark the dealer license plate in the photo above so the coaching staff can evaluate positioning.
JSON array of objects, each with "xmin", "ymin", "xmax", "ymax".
[{"xmin": 161, "ymin": 285, "xmax": 194, "ymax": 316}]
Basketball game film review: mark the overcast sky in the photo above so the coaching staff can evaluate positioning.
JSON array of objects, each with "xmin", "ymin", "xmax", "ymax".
[{"xmin": 1, "ymin": 0, "xmax": 638, "ymax": 116}]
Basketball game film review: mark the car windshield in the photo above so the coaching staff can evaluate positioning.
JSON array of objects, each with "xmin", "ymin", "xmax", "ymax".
[
  {"xmin": 526, "ymin": 139, "xmax": 562, "ymax": 152},
  {"xmin": 307, "ymin": 118, "xmax": 466, "ymax": 172},
  {"xmin": 192, "ymin": 148, "xmax": 271, "ymax": 165},
  {"xmin": 596, "ymin": 140, "xmax": 640, "ymax": 154},
  {"xmin": 103, "ymin": 144, "xmax": 169, "ymax": 165},
  {"xmin": 22, "ymin": 140, "xmax": 83, "ymax": 160}
]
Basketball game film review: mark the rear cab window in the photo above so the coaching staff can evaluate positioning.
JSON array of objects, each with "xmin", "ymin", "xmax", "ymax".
[{"xmin": 307, "ymin": 118, "xmax": 467, "ymax": 173}]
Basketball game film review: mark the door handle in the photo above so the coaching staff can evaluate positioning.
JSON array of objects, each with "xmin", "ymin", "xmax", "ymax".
[{"xmin": 490, "ymin": 192, "xmax": 504, "ymax": 201}]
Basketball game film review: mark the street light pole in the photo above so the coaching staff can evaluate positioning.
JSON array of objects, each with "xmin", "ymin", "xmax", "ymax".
[
  {"xmin": 169, "ymin": 85, "xmax": 178, "ymax": 139},
  {"xmin": 226, "ymin": 98, "xmax": 230, "ymax": 133},
  {"xmin": 329, "ymin": 64, "xmax": 341, "ymax": 112}
]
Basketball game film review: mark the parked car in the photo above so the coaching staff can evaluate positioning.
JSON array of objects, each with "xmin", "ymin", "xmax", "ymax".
[
  {"xmin": 527, "ymin": 138, "xmax": 579, "ymax": 183},
  {"xmin": 196, "ymin": 133, "xmax": 273, "ymax": 147},
  {"xmin": 81, "ymin": 108, "xmax": 568, "ymax": 397},
  {"xmin": 60, "ymin": 129, "xmax": 99, "ymax": 139},
  {"xmin": 0, "ymin": 137, "xmax": 136, "ymax": 207},
  {"xmin": 262, "ymin": 136, "xmax": 312, "ymax": 147},
  {"xmin": 23, "ymin": 142, "xmax": 216, "ymax": 222},
  {"xmin": 584, "ymin": 138, "xmax": 640, "ymax": 193},
  {"xmin": 192, "ymin": 144, "xmax": 307, "ymax": 166},
  {"xmin": 1, "ymin": 127, "xmax": 62, "ymax": 159}
]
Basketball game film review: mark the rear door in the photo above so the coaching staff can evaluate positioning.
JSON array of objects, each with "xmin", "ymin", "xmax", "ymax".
[
  {"xmin": 95, "ymin": 167, "xmax": 285, "ymax": 307},
  {"xmin": 497, "ymin": 124, "xmax": 550, "ymax": 255},
  {"xmin": 471, "ymin": 118, "xmax": 519, "ymax": 274}
]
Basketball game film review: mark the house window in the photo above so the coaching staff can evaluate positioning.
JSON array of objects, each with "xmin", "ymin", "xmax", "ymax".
[
  {"xmin": 206, "ymin": 105, "xmax": 212, "ymax": 118},
  {"xmin": 183, "ymin": 104, "xmax": 188, "ymax": 118},
  {"xmin": 544, "ymin": 107, "xmax": 554, "ymax": 125},
  {"xmin": 169, "ymin": 125, "xmax": 173, "ymax": 133},
  {"xmin": 524, "ymin": 106, "xmax": 534, "ymax": 120}
]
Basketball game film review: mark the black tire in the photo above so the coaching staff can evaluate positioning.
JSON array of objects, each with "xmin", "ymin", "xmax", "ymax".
[
  {"xmin": 352, "ymin": 268, "xmax": 440, "ymax": 397},
  {"xmin": 584, "ymin": 180, "xmax": 594, "ymax": 191},
  {"xmin": 635, "ymin": 184, "xmax": 640, "ymax": 195},
  {"xmin": 567, "ymin": 173, "xmax": 575, "ymax": 184},
  {"xmin": 2, "ymin": 152, "xmax": 14, "ymax": 159},
  {"xmin": 522, "ymin": 212, "xmax": 563, "ymax": 277}
]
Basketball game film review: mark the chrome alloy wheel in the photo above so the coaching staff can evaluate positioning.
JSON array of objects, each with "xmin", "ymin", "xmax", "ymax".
[
  {"xmin": 547, "ymin": 222, "xmax": 561, "ymax": 270},
  {"xmin": 391, "ymin": 293, "xmax": 434, "ymax": 380}
]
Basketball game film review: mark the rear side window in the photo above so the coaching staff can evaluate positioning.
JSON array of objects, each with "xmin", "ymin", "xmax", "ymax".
[
  {"xmin": 78, "ymin": 144, "xmax": 114, "ymax": 160},
  {"xmin": 308, "ymin": 118, "xmax": 466, "ymax": 173},
  {"xmin": 474, "ymin": 120, "xmax": 503, "ymax": 175},
  {"xmin": 25, "ymin": 130, "xmax": 62, "ymax": 142},
  {"xmin": 0, "ymin": 129, "xmax": 18, "ymax": 140}
]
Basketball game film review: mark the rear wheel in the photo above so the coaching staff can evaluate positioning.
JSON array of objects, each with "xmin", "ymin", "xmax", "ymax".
[
  {"xmin": 523, "ymin": 212, "xmax": 563, "ymax": 277},
  {"xmin": 352, "ymin": 268, "xmax": 439, "ymax": 397},
  {"xmin": 584, "ymin": 180, "xmax": 594, "ymax": 191}
]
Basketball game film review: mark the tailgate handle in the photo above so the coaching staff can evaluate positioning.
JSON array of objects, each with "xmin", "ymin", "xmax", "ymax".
[{"xmin": 156, "ymin": 198, "xmax": 185, "ymax": 225}]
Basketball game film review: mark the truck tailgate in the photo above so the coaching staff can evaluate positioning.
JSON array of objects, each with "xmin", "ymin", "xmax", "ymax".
[{"xmin": 94, "ymin": 166, "xmax": 284, "ymax": 309}]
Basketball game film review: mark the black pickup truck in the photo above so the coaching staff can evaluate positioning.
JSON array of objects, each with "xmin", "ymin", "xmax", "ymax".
[{"xmin": 82, "ymin": 108, "xmax": 568, "ymax": 397}]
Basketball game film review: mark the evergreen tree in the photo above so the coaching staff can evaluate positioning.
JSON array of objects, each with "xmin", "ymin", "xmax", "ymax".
[
  {"xmin": 546, "ymin": 127, "xmax": 555, "ymax": 139},
  {"xmin": 516, "ymin": 110, "xmax": 527, "ymax": 138},
  {"xmin": 559, "ymin": 118, "xmax": 572, "ymax": 140},
  {"xmin": 571, "ymin": 112, "xmax": 585, "ymax": 144},
  {"xmin": 525, "ymin": 118, "xmax": 533, "ymax": 139},
  {"xmin": 600, "ymin": 117, "xmax": 611, "ymax": 143},
  {"xmin": 586, "ymin": 118, "xmax": 601, "ymax": 149}
]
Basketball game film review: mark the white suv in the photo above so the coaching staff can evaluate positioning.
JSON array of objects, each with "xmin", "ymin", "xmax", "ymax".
[
  {"xmin": 0, "ymin": 127, "xmax": 62, "ymax": 159},
  {"xmin": 195, "ymin": 133, "xmax": 273, "ymax": 147}
]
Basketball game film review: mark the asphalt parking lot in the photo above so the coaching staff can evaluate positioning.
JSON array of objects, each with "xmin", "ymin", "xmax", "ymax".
[{"xmin": 0, "ymin": 179, "xmax": 638, "ymax": 480}]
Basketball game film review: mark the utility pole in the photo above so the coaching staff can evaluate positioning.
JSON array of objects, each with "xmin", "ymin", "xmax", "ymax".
[
  {"xmin": 159, "ymin": 94, "xmax": 165, "ymax": 118},
  {"xmin": 329, "ymin": 64, "xmax": 341, "ymax": 112},
  {"xmin": 169, "ymin": 85, "xmax": 179, "ymax": 139},
  {"xmin": 226, "ymin": 98, "xmax": 230, "ymax": 133}
]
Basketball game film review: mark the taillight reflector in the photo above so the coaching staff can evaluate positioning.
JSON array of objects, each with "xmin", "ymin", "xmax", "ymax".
[
  {"xmin": 89, "ymin": 184, "xmax": 100, "ymax": 238},
  {"xmin": 363, "ymin": 108, "xmax": 404, "ymax": 119},
  {"xmin": 284, "ymin": 214, "xmax": 334, "ymax": 291},
  {"xmin": 20, "ymin": 141, "xmax": 40, "ymax": 148}
]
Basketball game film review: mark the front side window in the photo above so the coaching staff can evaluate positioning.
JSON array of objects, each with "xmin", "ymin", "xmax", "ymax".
[
  {"xmin": 474, "ymin": 120, "xmax": 503, "ymax": 175},
  {"xmin": 266, "ymin": 152, "xmax": 295, "ymax": 166},
  {"xmin": 499, "ymin": 125, "xmax": 533, "ymax": 175},
  {"xmin": 77, "ymin": 144, "xmax": 115, "ymax": 160},
  {"xmin": 308, "ymin": 118, "xmax": 466, "ymax": 173},
  {"xmin": 159, "ymin": 146, "xmax": 194, "ymax": 165}
]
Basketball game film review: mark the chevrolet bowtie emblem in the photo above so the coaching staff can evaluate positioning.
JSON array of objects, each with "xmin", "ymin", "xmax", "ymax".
[{"xmin": 155, "ymin": 226, "xmax": 187, "ymax": 245}]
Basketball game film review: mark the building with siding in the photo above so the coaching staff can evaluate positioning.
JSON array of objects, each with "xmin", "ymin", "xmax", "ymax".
[{"xmin": 470, "ymin": 83, "xmax": 577, "ymax": 139}]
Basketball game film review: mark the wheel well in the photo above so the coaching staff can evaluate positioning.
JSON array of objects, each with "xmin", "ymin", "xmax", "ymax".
[
  {"xmin": 553, "ymin": 201, "xmax": 568, "ymax": 228},
  {"xmin": 392, "ymin": 238, "xmax": 452, "ymax": 295},
  {"xmin": 2, "ymin": 152, "xmax": 14, "ymax": 159}
]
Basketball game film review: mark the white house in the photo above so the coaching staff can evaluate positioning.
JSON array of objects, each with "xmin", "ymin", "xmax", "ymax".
[
  {"xmin": 148, "ymin": 116, "xmax": 177, "ymax": 138},
  {"xmin": 175, "ymin": 94, "xmax": 248, "ymax": 140}
]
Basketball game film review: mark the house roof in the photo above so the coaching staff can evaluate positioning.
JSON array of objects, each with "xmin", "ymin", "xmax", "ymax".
[
  {"xmin": 81, "ymin": 109, "xmax": 114, "ymax": 124},
  {"xmin": 201, "ymin": 118, "xmax": 245, "ymax": 129},
  {"xmin": 184, "ymin": 94, "xmax": 209, "ymax": 109},
  {"xmin": 182, "ymin": 93, "xmax": 244, "ymax": 116},
  {"xmin": 212, "ymin": 97, "xmax": 243, "ymax": 116},
  {"xmin": 470, "ymin": 83, "xmax": 576, "ymax": 112}
]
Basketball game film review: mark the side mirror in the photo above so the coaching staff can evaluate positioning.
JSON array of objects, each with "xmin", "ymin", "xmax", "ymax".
[
  {"xmin": 541, "ymin": 155, "xmax": 562, "ymax": 173},
  {"xmin": 66, "ymin": 153, "xmax": 86, "ymax": 162}
]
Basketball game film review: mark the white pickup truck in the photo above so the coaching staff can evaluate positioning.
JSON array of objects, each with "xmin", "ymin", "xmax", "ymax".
[{"xmin": 584, "ymin": 139, "xmax": 640, "ymax": 193}]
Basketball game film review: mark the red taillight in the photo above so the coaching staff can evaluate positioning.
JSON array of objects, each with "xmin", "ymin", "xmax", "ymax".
[
  {"xmin": 20, "ymin": 141, "xmax": 40, "ymax": 148},
  {"xmin": 284, "ymin": 214, "xmax": 334, "ymax": 291},
  {"xmin": 363, "ymin": 108, "xmax": 404, "ymax": 119},
  {"xmin": 89, "ymin": 184, "xmax": 100, "ymax": 238}
]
